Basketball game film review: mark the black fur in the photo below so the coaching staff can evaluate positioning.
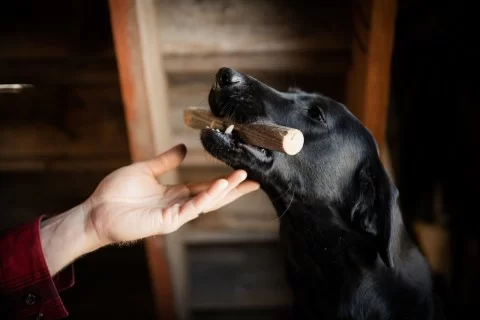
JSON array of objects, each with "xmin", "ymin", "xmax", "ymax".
[{"xmin": 200, "ymin": 68, "xmax": 445, "ymax": 319}]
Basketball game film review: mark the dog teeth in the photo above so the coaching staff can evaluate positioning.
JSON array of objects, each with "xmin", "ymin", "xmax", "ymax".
[{"xmin": 225, "ymin": 124, "xmax": 234, "ymax": 135}]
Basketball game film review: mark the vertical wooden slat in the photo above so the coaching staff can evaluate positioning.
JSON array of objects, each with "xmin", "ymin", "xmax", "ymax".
[
  {"xmin": 108, "ymin": 1, "xmax": 179, "ymax": 319},
  {"xmin": 346, "ymin": 0, "xmax": 397, "ymax": 154}
]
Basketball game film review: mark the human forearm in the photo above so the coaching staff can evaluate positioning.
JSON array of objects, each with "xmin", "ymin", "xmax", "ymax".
[{"xmin": 40, "ymin": 202, "xmax": 100, "ymax": 276}]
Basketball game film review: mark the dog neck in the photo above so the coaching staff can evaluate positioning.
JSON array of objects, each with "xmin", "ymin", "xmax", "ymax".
[
  {"xmin": 262, "ymin": 187, "xmax": 361, "ymax": 318},
  {"xmin": 261, "ymin": 183, "xmax": 435, "ymax": 318}
]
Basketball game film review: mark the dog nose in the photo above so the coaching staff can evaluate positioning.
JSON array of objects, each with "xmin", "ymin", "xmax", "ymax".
[{"xmin": 216, "ymin": 67, "xmax": 243, "ymax": 88}]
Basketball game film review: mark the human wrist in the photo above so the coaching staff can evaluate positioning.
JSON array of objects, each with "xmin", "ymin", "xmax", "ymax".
[{"xmin": 40, "ymin": 201, "xmax": 101, "ymax": 276}]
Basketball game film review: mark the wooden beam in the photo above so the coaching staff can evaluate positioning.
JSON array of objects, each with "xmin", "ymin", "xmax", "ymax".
[
  {"xmin": 346, "ymin": 0, "xmax": 397, "ymax": 154},
  {"xmin": 155, "ymin": 0, "xmax": 351, "ymax": 56},
  {"xmin": 163, "ymin": 51, "xmax": 350, "ymax": 75},
  {"xmin": 108, "ymin": 1, "xmax": 179, "ymax": 319}
]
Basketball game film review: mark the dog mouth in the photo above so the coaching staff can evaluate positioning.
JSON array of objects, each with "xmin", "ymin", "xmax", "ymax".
[
  {"xmin": 200, "ymin": 124, "xmax": 273, "ymax": 169},
  {"xmin": 199, "ymin": 67, "xmax": 275, "ymax": 169}
]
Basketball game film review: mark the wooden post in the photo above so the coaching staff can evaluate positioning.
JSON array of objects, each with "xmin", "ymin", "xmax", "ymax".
[
  {"xmin": 346, "ymin": 0, "xmax": 397, "ymax": 155},
  {"xmin": 108, "ymin": 1, "xmax": 182, "ymax": 319}
]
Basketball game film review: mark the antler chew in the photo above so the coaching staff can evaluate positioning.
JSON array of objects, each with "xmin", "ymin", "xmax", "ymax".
[{"xmin": 183, "ymin": 106, "xmax": 304, "ymax": 155}]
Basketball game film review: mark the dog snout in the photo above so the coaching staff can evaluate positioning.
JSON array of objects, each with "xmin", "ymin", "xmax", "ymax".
[{"xmin": 216, "ymin": 67, "xmax": 244, "ymax": 88}]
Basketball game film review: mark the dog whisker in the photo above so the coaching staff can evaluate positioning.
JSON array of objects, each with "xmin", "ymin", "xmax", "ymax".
[
  {"xmin": 272, "ymin": 189, "xmax": 295, "ymax": 222},
  {"xmin": 271, "ymin": 184, "xmax": 292, "ymax": 202},
  {"xmin": 196, "ymin": 98, "xmax": 207, "ymax": 108}
]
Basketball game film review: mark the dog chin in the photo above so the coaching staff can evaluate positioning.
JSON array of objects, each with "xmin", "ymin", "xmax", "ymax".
[{"xmin": 200, "ymin": 127, "xmax": 272, "ymax": 170}]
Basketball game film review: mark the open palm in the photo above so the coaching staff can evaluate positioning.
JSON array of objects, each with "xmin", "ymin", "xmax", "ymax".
[{"xmin": 85, "ymin": 144, "xmax": 259, "ymax": 245}]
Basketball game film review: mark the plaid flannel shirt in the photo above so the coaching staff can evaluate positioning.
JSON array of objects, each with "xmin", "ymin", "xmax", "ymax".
[{"xmin": 0, "ymin": 216, "xmax": 74, "ymax": 320}]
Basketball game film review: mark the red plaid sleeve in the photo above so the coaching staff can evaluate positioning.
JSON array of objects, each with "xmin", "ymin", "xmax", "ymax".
[{"xmin": 0, "ymin": 216, "xmax": 75, "ymax": 320}]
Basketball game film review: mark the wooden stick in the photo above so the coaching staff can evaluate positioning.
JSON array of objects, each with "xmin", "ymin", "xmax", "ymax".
[{"xmin": 183, "ymin": 107, "xmax": 304, "ymax": 155}]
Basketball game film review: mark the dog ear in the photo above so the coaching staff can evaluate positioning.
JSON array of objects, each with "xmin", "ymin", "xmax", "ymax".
[{"xmin": 351, "ymin": 159, "xmax": 408, "ymax": 267}]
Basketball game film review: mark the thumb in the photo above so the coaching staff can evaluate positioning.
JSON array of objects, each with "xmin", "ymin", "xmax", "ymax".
[{"xmin": 143, "ymin": 144, "xmax": 187, "ymax": 176}]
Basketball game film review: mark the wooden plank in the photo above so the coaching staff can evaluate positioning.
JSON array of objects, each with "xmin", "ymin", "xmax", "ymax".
[
  {"xmin": 157, "ymin": 0, "xmax": 351, "ymax": 56},
  {"xmin": 164, "ymin": 51, "xmax": 350, "ymax": 75},
  {"xmin": 184, "ymin": 229, "xmax": 279, "ymax": 245},
  {"xmin": 187, "ymin": 244, "xmax": 291, "ymax": 309},
  {"xmin": 108, "ymin": 1, "xmax": 179, "ymax": 319},
  {"xmin": 0, "ymin": 58, "xmax": 119, "ymax": 85},
  {"xmin": 345, "ymin": 0, "xmax": 397, "ymax": 153},
  {"xmin": 0, "ymin": 158, "xmax": 129, "ymax": 172},
  {"xmin": 0, "ymin": 171, "xmax": 111, "ymax": 232},
  {"xmin": 0, "ymin": 85, "xmax": 129, "ymax": 161},
  {"xmin": 0, "ymin": 1, "xmax": 114, "ymax": 59},
  {"xmin": 187, "ymin": 206, "xmax": 279, "ymax": 234},
  {"xmin": 0, "ymin": 51, "xmax": 349, "ymax": 84}
]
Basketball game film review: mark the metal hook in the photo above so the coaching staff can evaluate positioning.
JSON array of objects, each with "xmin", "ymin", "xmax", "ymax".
[{"xmin": 0, "ymin": 84, "xmax": 35, "ymax": 94}]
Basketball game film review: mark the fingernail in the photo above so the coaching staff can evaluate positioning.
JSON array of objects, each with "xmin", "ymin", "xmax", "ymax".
[
  {"xmin": 239, "ymin": 171, "xmax": 247, "ymax": 180},
  {"xmin": 218, "ymin": 179, "xmax": 229, "ymax": 190}
]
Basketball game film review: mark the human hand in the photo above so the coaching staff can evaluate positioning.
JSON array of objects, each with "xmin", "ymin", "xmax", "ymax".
[
  {"xmin": 84, "ymin": 144, "xmax": 259, "ymax": 246},
  {"xmin": 40, "ymin": 144, "xmax": 259, "ymax": 276}
]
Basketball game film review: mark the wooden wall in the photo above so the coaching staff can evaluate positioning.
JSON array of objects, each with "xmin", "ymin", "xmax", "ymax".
[
  {"xmin": 0, "ymin": 2, "xmax": 157, "ymax": 319},
  {"xmin": 1, "ymin": 0, "xmax": 398, "ymax": 319},
  {"xmin": 0, "ymin": 1, "xmax": 128, "ymax": 176}
]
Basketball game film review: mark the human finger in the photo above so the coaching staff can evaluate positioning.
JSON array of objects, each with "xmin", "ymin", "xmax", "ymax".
[
  {"xmin": 143, "ymin": 144, "xmax": 187, "ymax": 176},
  {"xmin": 186, "ymin": 170, "xmax": 248, "ymax": 195},
  {"xmin": 204, "ymin": 180, "xmax": 260, "ymax": 212},
  {"xmin": 177, "ymin": 179, "xmax": 228, "ymax": 223}
]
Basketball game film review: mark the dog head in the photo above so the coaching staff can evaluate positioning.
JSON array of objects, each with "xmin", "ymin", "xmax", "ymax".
[{"xmin": 201, "ymin": 67, "xmax": 409, "ymax": 267}]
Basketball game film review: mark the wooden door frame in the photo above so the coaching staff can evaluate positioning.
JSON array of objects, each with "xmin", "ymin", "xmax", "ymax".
[
  {"xmin": 346, "ymin": 0, "xmax": 397, "ymax": 157},
  {"xmin": 108, "ymin": 1, "xmax": 181, "ymax": 319}
]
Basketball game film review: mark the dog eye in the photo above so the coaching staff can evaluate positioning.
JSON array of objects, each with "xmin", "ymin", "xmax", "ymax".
[{"xmin": 308, "ymin": 106, "xmax": 326, "ymax": 123}]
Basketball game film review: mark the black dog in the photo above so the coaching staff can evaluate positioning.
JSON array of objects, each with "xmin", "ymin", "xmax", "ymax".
[{"xmin": 200, "ymin": 68, "xmax": 445, "ymax": 319}]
